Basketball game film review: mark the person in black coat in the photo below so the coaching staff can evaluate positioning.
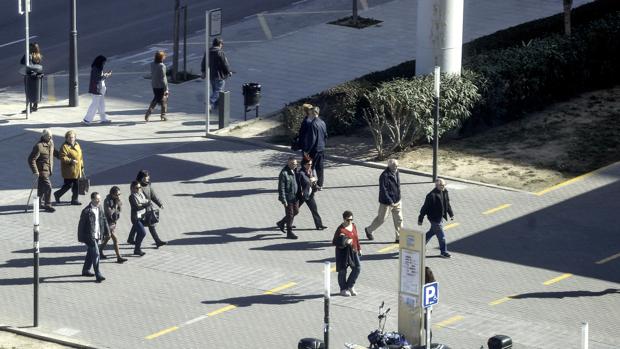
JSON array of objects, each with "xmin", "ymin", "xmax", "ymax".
[
  {"xmin": 364, "ymin": 159, "xmax": 403, "ymax": 243},
  {"xmin": 418, "ymin": 178, "xmax": 455, "ymax": 258},
  {"xmin": 297, "ymin": 156, "xmax": 327, "ymax": 230},
  {"xmin": 297, "ymin": 106, "xmax": 328, "ymax": 189},
  {"xmin": 128, "ymin": 181, "xmax": 150, "ymax": 256},
  {"xmin": 77, "ymin": 192, "xmax": 109, "ymax": 282},
  {"xmin": 127, "ymin": 170, "xmax": 166, "ymax": 247},
  {"xmin": 201, "ymin": 38, "xmax": 232, "ymax": 111},
  {"xmin": 20, "ymin": 42, "xmax": 43, "ymax": 113},
  {"xmin": 332, "ymin": 210, "xmax": 361, "ymax": 297},
  {"xmin": 82, "ymin": 55, "xmax": 112, "ymax": 124}
]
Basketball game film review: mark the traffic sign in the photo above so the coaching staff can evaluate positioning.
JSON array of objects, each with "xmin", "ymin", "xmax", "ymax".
[{"xmin": 423, "ymin": 282, "xmax": 438, "ymax": 308}]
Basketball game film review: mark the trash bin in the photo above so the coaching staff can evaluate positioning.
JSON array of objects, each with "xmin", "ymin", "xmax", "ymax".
[
  {"xmin": 298, "ymin": 338, "xmax": 325, "ymax": 349},
  {"xmin": 242, "ymin": 82, "xmax": 261, "ymax": 120},
  {"xmin": 488, "ymin": 335, "xmax": 512, "ymax": 349},
  {"xmin": 23, "ymin": 64, "xmax": 44, "ymax": 104}
]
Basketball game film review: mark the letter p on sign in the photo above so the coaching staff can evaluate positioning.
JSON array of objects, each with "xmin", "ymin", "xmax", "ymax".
[{"xmin": 423, "ymin": 282, "xmax": 438, "ymax": 308}]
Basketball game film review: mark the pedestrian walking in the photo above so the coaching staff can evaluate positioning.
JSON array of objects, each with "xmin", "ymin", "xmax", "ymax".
[
  {"xmin": 332, "ymin": 210, "xmax": 361, "ymax": 297},
  {"xmin": 201, "ymin": 38, "xmax": 232, "ymax": 112},
  {"xmin": 27, "ymin": 129, "xmax": 57, "ymax": 212},
  {"xmin": 365, "ymin": 159, "xmax": 403, "ymax": 243},
  {"xmin": 128, "ymin": 181, "xmax": 149, "ymax": 256},
  {"xmin": 99, "ymin": 186, "xmax": 128, "ymax": 264},
  {"xmin": 77, "ymin": 192, "xmax": 109, "ymax": 283},
  {"xmin": 276, "ymin": 156, "xmax": 300, "ymax": 240},
  {"xmin": 126, "ymin": 170, "xmax": 167, "ymax": 247},
  {"xmin": 54, "ymin": 130, "xmax": 84, "ymax": 205},
  {"xmin": 418, "ymin": 178, "xmax": 454, "ymax": 258},
  {"xmin": 297, "ymin": 156, "xmax": 327, "ymax": 230},
  {"xmin": 297, "ymin": 106, "xmax": 327, "ymax": 189},
  {"xmin": 20, "ymin": 42, "xmax": 43, "ymax": 113},
  {"xmin": 82, "ymin": 55, "xmax": 112, "ymax": 125},
  {"xmin": 145, "ymin": 50, "xmax": 169, "ymax": 122}
]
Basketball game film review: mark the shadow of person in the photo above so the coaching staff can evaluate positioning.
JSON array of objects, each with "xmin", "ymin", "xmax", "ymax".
[
  {"xmin": 510, "ymin": 288, "xmax": 620, "ymax": 300},
  {"xmin": 202, "ymin": 293, "xmax": 323, "ymax": 308}
]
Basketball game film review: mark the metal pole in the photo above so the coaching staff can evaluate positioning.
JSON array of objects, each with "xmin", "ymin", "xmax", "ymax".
[
  {"xmin": 183, "ymin": 5, "xmax": 187, "ymax": 81},
  {"xmin": 205, "ymin": 11, "xmax": 210, "ymax": 135},
  {"xmin": 172, "ymin": 0, "xmax": 180, "ymax": 83},
  {"xmin": 69, "ymin": 0, "xmax": 78, "ymax": 107},
  {"xmin": 33, "ymin": 195, "xmax": 40, "ymax": 327},
  {"xmin": 425, "ymin": 306, "xmax": 432, "ymax": 349},
  {"xmin": 24, "ymin": 0, "xmax": 31, "ymax": 119},
  {"xmin": 581, "ymin": 322, "xmax": 589, "ymax": 349},
  {"xmin": 432, "ymin": 66, "xmax": 440, "ymax": 182},
  {"xmin": 324, "ymin": 262, "xmax": 330, "ymax": 349}
]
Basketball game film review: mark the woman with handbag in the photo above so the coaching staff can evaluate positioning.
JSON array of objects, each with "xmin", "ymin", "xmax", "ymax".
[
  {"xmin": 126, "ymin": 170, "xmax": 167, "ymax": 247},
  {"xmin": 54, "ymin": 130, "xmax": 84, "ymax": 205},
  {"xmin": 332, "ymin": 210, "xmax": 362, "ymax": 297},
  {"xmin": 100, "ymin": 186, "xmax": 128, "ymax": 263},
  {"xmin": 82, "ymin": 55, "xmax": 112, "ymax": 125},
  {"xmin": 297, "ymin": 156, "xmax": 327, "ymax": 230},
  {"xmin": 129, "ymin": 181, "xmax": 149, "ymax": 256}
]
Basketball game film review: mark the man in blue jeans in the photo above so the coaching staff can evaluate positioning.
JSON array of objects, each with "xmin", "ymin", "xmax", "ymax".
[
  {"xmin": 418, "ymin": 178, "xmax": 455, "ymax": 258},
  {"xmin": 201, "ymin": 38, "xmax": 232, "ymax": 111},
  {"xmin": 77, "ymin": 192, "xmax": 109, "ymax": 282}
]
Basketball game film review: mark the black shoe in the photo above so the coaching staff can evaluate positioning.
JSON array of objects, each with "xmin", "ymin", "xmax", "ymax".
[
  {"xmin": 316, "ymin": 225, "xmax": 328, "ymax": 230},
  {"xmin": 95, "ymin": 276, "xmax": 106, "ymax": 283},
  {"xmin": 440, "ymin": 252, "xmax": 452, "ymax": 258},
  {"xmin": 286, "ymin": 232, "xmax": 298, "ymax": 240},
  {"xmin": 116, "ymin": 257, "xmax": 128, "ymax": 264},
  {"xmin": 70, "ymin": 200, "xmax": 82, "ymax": 205},
  {"xmin": 100, "ymin": 253, "xmax": 108, "ymax": 260},
  {"xmin": 395, "ymin": 238, "xmax": 400, "ymax": 243},
  {"xmin": 82, "ymin": 271, "xmax": 95, "ymax": 277},
  {"xmin": 42, "ymin": 205, "xmax": 56, "ymax": 213},
  {"xmin": 365, "ymin": 227, "xmax": 374, "ymax": 240},
  {"xmin": 134, "ymin": 250, "xmax": 146, "ymax": 256},
  {"xmin": 53, "ymin": 192, "xmax": 61, "ymax": 204},
  {"xmin": 276, "ymin": 221, "xmax": 286, "ymax": 233},
  {"xmin": 155, "ymin": 241, "xmax": 168, "ymax": 248},
  {"xmin": 126, "ymin": 239, "xmax": 135, "ymax": 245}
]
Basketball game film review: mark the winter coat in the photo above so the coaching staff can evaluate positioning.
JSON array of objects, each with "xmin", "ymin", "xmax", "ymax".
[
  {"xmin": 278, "ymin": 166, "xmax": 299, "ymax": 205},
  {"xmin": 140, "ymin": 181, "xmax": 162, "ymax": 207},
  {"xmin": 378, "ymin": 168, "xmax": 400, "ymax": 205},
  {"xmin": 59, "ymin": 142, "xmax": 84, "ymax": 179},
  {"xmin": 201, "ymin": 47, "xmax": 231, "ymax": 80},
  {"xmin": 28, "ymin": 138, "xmax": 55, "ymax": 177},
  {"xmin": 418, "ymin": 188, "xmax": 454, "ymax": 224},
  {"xmin": 297, "ymin": 168, "xmax": 317, "ymax": 201},
  {"xmin": 77, "ymin": 204, "xmax": 110, "ymax": 244},
  {"xmin": 103, "ymin": 194, "xmax": 121, "ymax": 225},
  {"xmin": 298, "ymin": 117, "xmax": 327, "ymax": 153},
  {"xmin": 332, "ymin": 223, "xmax": 361, "ymax": 272},
  {"xmin": 150, "ymin": 62, "xmax": 168, "ymax": 90},
  {"xmin": 129, "ymin": 191, "xmax": 150, "ymax": 224},
  {"xmin": 88, "ymin": 66, "xmax": 106, "ymax": 95}
]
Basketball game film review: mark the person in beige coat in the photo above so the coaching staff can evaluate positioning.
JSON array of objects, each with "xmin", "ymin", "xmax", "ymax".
[
  {"xmin": 27, "ymin": 129, "xmax": 57, "ymax": 212},
  {"xmin": 54, "ymin": 130, "xmax": 84, "ymax": 205}
]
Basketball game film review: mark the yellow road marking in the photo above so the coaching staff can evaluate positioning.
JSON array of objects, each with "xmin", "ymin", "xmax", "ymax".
[
  {"xmin": 543, "ymin": 273, "xmax": 573, "ymax": 285},
  {"xmin": 488, "ymin": 296, "xmax": 513, "ymax": 306},
  {"xmin": 596, "ymin": 252, "xmax": 620, "ymax": 265},
  {"xmin": 433, "ymin": 315, "xmax": 464, "ymax": 328},
  {"xmin": 207, "ymin": 304, "xmax": 237, "ymax": 316},
  {"xmin": 257, "ymin": 13, "xmax": 273, "ymax": 40},
  {"xmin": 47, "ymin": 75, "xmax": 56, "ymax": 102},
  {"xmin": 483, "ymin": 204, "xmax": 511, "ymax": 215},
  {"xmin": 535, "ymin": 172, "xmax": 595, "ymax": 196},
  {"xmin": 264, "ymin": 282, "xmax": 297, "ymax": 295},
  {"xmin": 378, "ymin": 244, "xmax": 399, "ymax": 253},
  {"xmin": 330, "ymin": 265, "xmax": 336, "ymax": 272},
  {"xmin": 145, "ymin": 326, "xmax": 179, "ymax": 340},
  {"xmin": 445, "ymin": 222, "xmax": 459, "ymax": 230}
]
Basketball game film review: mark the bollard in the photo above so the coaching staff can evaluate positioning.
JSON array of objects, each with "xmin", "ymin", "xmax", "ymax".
[
  {"xmin": 217, "ymin": 91, "xmax": 230, "ymax": 129},
  {"xmin": 581, "ymin": 322, "xmax": 588, "ymax": 349}
]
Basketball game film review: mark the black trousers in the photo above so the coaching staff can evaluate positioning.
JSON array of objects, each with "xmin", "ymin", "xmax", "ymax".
[
  {"xmin": 147, "ymin": 88, "xmax": 168, "ymax": 115},
  {"xmin": 309, "ymin": 150, "xmax": 324, "ymax": 187},
  {"xmin": 37, "ymin": 175, "xmax": 52, "ymax": 205},
  {"xmin": 55, "ymin": 178, "xmax": 78, "ymax": 202},
  {"xmin": 299, "ymin": 193, "xmax": 323, "ymax": 228},
  {"xmin": 128, "ymin": 223, "xmax": 163, "ymax": 244}
]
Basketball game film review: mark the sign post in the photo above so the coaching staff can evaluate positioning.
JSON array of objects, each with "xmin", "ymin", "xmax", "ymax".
[
  {"xmin": 33, "ymin": 195, "xmax": 40, "ymax": 327},
  {"xmin": 205, "ymin": 8, "xmax": 222, "ymax": 136},
  {"xmin": 398, "ymin": 228, "xmax": 426, "ymax": 346},
  {"xmin": 19, "ymin": 0, "xmax": 31, "ymax": 119},
  {"xmin": 423, "ymin": 282, "xmax": 438, "ymax": 348}
]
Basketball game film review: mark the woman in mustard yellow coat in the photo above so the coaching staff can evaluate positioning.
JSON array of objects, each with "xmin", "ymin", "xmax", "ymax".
[{"xmin": 54, "ymin": 130, "xmax": 84, "ymax": 205}]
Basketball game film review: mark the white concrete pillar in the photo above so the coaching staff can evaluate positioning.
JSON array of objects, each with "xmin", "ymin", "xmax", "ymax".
[{"xmin": 415, "ymin": 0, "xmax": 464, "ymax": 76}]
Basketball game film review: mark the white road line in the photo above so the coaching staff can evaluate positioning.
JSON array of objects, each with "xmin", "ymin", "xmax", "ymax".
[
  {"xmin": 184, "ymin": 315, "xmax": 208, "ymax": 325},
  {"xmin": 0, "ymin": 36, "xmax": 38, "ymax": 48},
  {"xmin": 257, "ymin": 13, "xmax": 273, "ymax": 40}
]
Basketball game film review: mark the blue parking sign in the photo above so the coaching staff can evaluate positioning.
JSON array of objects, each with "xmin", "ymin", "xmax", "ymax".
[{"xmin": 423, "ymin": 282, "xmax": 438, "ymax": 308}]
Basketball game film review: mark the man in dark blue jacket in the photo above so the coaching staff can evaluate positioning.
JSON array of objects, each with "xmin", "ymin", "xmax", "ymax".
[
  {"xmin": 365, "ymin": 159, "xmax": 403, "ymax": 243},
  {"xmin": 298, "ymin": 106, "xmax": 327, "ymax": 189},
  {"xmin": 201, "ymin": 38, "xmax": 232, "ymax": 111},
  {"xmin": 78, "ymin": 192, "xmax": 110, "ymax": 282},
  {"xmin": 418, "ymin": 178, "xmax": 455, "ymax": 258}
]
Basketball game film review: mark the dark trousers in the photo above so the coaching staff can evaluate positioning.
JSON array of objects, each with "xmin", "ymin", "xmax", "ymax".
[
  {"xmin": 337, "ymin": 254, "xmax": 361, "ymax": 291},
  {"xmin": 299, "ymin": 194, "xmax": 323, "ymax": 228},
  {"xmin": 132, "ymin": 220, "xmax": 147, "ymax": 253},
  {"xmin": 128, "ymin": 223, "xmax": 162, "ymax": 244},
  {"xmin": 55, "ymin": 178, "xmax": 78, "ymax": 202},
  {"xmin": 278, "ymin": 201, "xmax": 299, "ymax": 233},
  {"xmin": 425, "ymin": 220, "xmax": 447, "ymax": 253},
  {"xmin": 37, "ymin": 175, "xmax": 52, "ymax": 205},
  {"xmin": 147, "ymin": 88, "xmax": 168, "ymax": 115},
  {"xmin": 83, "ymin": 240, "xmax": 102, "ymax": 278},
  {"xmin": 309, "ymin": 150, "xmax": 325, "ymax": 187}
]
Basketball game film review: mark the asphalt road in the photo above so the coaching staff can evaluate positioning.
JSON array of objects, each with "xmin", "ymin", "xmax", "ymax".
[{"xmin": 0, "ymin": 0, "xmax": 298, "ymax": 88}]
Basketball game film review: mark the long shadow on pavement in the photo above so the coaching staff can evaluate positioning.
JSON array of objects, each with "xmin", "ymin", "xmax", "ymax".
[
  {"xmin": 250, "ymin": 240, "xmax": 333, "ymax": 251},
  {"xmin": 176, "ymin": 188, "xmax": 276, "ymax": 199},
  {"xmin": 169, "ymin": 226, "xmax": 280, "ymax": 246},
  {"xmin": 510, "ymin": 288, "xmax": 620, "ymax": 300},
  {"xmin": 202, "ymin": 293, "xmax": 322, "ymax": 308}
]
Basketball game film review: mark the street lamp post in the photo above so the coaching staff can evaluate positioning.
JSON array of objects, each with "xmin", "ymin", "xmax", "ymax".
[
  {"xmin": 69, "ymin": 0, "xmax": 78, "ymax": 107},
  {"xmin": 432, "ymin": 66, "xmax": 440, "ymax": 182}
]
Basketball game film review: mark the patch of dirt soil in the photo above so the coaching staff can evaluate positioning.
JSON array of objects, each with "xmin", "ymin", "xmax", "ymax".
[{"xmin": 326, "ymin": 85, "xmax": 620, "ymax": 192}]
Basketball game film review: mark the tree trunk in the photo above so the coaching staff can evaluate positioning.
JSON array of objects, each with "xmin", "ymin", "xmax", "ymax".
[
  {"xmin": 352, "ymin": 0, "xmax": 358, "ymax": 26},
  {"xmin": 563, "ymin": 0, "xmax": 573, "ymax": 36}
]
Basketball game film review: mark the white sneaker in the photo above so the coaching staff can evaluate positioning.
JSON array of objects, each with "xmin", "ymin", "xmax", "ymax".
[
  {"xmin": 340, "ymin": 289, "xmax": 351, "ymax": 297},
  {"xmin": 348, "ymin": 287, "xmax": 358, "ymax": 296}
]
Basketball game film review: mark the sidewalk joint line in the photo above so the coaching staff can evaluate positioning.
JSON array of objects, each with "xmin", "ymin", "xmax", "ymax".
[
  {"xmin": 595, "ymin": 252, "xmax": 620, "ymax": 265},
  {"xmin": 543, "ymin": 273, "xmax": 573, "ymax": 285},
  {"xmin": 483, "ymin": 204, "xmax": 511, "ymax": 215}
]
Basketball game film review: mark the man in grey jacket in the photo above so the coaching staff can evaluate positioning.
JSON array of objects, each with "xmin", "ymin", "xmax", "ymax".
[
  {"xmin": 276, "ymin": 156, "xmax": 300, "ymax": 239},
  {"xmin": 78, "ymin": 192, "xmax": 110, "ymax": 282}
]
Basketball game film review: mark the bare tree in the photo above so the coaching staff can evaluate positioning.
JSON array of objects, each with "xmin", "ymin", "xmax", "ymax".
[
  {"xmin": 361, "ymin": 101, "xmax": 386, "ymax": 160},
  {"xmin": 352, "ymin": 0, "xmax": 358, "ymax": 26},
  {"xmin": 563, "ymin": 0, "xmax": 573, "ymax": 36}
]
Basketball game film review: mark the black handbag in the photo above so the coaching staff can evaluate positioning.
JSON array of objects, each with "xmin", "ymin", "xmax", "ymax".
[
  {"xmin": 291, "ymin": 135, "xmax": 300, "ymax": 151},
  {"xmin": 78, "ymin": 169, "xmax": 90, "ymax": 195},
  {"xmin": 143, "ymin": 207, "xmax": 160, "ymax": 226}
]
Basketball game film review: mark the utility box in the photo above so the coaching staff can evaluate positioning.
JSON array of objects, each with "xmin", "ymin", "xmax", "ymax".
[{"xmin": 217, "ymin": 90, "xmax": 230, "ymax": 129}]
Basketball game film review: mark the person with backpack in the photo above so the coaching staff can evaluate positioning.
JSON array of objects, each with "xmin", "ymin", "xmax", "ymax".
[{"xmin": 333, "ymin": 210, "xmax": 361, "ymax": 297}]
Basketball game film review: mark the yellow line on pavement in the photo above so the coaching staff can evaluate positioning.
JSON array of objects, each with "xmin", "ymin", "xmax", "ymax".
[
  {"xmin": 331, "ymin": 265, "xmax": 336, "ymax": 272},
  {"xmin": 483, "ymin": 204, "xmax": 511, "ymax": 215},
  {"xmin": 207, "ymin": 304, "xmax": 237, "ymax": 316},
  {"xmin": 535, "ymin": 172, "xmax": 595, "ymax": 196},
  {"xmin": 543, "ymin": 273, "xmax": 573, "ymax": 285},
  {"xmin": 433, "ymin": 315, "xmax": 464, "ymax": 328},
  {"xmin": 145, "ymin": 326, "xmax": 179, "ymax": 340},
  {"xmin": 378, "ymin": 244, "xmax": 399, "ymax": 253},
  {"xmin": 595, "ymin": 252, "xmax": 620, "ymax": 265},
  {"xmin": 488, "ymin": 296, "xmax": 513, "ymax": 306},
  {"xmin": 47, "ymin": 75, "xmax": 56, "ymax": 102},
  {"xmin": 445, "ymin": 222, "xmax": 460, "ymax": 230},
  {"xmin": 264, "ymin": 282, "xmax": 297, "ymax": 295}
]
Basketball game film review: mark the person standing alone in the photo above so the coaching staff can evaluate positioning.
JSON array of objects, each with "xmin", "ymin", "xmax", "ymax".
[
  {"xmin": 145, "ymin": 50, "xmax": 169, "ymax": 122},
  {"xmin": 365, "ymin": 159, "xmax": 403, "ymax": 243},
  {"xmin": 418, "ymin": 178, "xmax": 454, "ymax": 258},
  {"xmin": 201, "ymin": 38, "xmax": 231, "ymax": 112},
  {"xmin": 82, "ymin": 55, "xmax": 112, "ymax": 125}
]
